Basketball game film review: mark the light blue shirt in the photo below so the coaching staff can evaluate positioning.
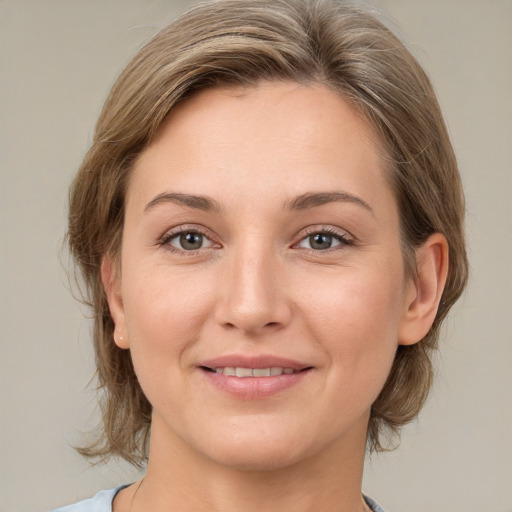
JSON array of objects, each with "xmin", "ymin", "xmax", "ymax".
[
  {"xmin": 365, "ymin": 495, "xmax": 387, "ymax": 512},
  {"xmin": 49, "ymin": 486, "xmax": 128, "ymax": 512},
  {"xmin": 49, "ymin": 486, "xmax": 387, "ymax": 511}
]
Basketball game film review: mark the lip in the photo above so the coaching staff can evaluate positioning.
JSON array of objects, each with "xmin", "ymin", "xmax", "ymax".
[
  {"xmin": 200, "ymin": 354, "xmax": 310, "ymax": 371},
  {"xmin": 198, "ymin": 354, "xmax": 313, "ymax": 400}
]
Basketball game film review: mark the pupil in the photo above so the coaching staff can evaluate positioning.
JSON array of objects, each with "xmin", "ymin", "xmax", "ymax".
[
  {"xmin": 181, "ymin": 232, "xmax": 202, "ymax": 250},
  {"xmin": 311, "ymin": 233, "xmax": 332, "ymax": 250}
]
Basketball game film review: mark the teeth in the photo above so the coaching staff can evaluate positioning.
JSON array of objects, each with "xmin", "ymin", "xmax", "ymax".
[
  {"xmin": 213, "ymin": 367, "xmax": 297, "ymax": 377},
  {"xmin": 236, "ymin": 367, "xmax": 253, "ymax": 377},
  {"xmin": 252, "ymin": 368, "xmax": 271, "ymax": 377}
]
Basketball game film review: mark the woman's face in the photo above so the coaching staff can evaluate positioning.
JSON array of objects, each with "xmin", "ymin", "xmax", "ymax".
[{"xmin": 106, "ymin": 82, "xmax": 418, "ymax": 470}]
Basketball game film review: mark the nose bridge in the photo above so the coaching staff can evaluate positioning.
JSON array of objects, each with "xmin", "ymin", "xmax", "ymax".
[{"xmin": 216, "ymin": 233, "xmax": 290, "ymax": 333}]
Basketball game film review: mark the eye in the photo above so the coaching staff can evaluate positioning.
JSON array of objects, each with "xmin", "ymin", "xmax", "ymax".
[
  {"xmin": 296, "ymin": 230, "xmax": 351, "ymax": 251},
  {"xmin": 166, "ymin": 231, "xmax": 214, "ymax": 251}
]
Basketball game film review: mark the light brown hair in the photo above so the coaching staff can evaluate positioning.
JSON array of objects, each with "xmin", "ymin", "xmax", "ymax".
[{"xmin": 68, "ymin": 0, "xmax": 468, "ymax": 466}]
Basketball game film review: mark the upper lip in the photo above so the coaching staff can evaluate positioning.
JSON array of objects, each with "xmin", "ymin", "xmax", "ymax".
[{"xmin": 200, "ymin": 355, "xmax": 311, "ymax": 371}]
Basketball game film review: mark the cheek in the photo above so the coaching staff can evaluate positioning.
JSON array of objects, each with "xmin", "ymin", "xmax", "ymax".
[
  {"xmin": 121, "ymin": 263, "xmax": 217, "ymax": 371},
  {"xmin": 119, "ymin": 265, "xmax": 222, "ymax": 420},
  {"xmin": 296, "ymin": 261, "xmax": 405, "ymax": 376}
]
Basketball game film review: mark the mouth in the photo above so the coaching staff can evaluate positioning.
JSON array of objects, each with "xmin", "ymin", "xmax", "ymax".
[
  {"xmin": 198, "ymin": 356, "xmax": 313, "ymax": 399},
  {"xmin": 201, "ymin": 366, "xmax": 310, "ymax": 377}
]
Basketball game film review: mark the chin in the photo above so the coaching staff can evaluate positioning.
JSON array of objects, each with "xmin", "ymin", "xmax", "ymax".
[
  {"xmin": 206, "ymin": 442, "xmax": 302, "ymax": 472},
  {"xmin": 196, "ymin": 421, "xmax": 316, "ymax": 472}
]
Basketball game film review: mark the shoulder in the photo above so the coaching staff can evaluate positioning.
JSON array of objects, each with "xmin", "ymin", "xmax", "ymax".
[
  {"xmin": 364, "ymin": 495, "xmax": 388, "ymax": 512},
  {"xmin": 48, "ymin": 485, "xmax": 129, "ymax": 512}
]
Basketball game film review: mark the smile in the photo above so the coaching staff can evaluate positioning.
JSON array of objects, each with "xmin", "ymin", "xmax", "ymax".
[
  {"xmin": 204, "ymin": 367, "xmax": 300, "ymax": 377},
  {"xmin": 199, "ymin": 357, "xmax": 313, "ymax": 399}
]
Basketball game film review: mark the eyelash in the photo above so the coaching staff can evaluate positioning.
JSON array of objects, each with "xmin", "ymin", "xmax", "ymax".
[
  {"xmin": 157, "ymin": 225, "xmax": 354, "ymax": 255},
  {"xmin": 158, "ymin": 225, "xmax": 217, "ymax": 255},
  {"xmin": 295, "ymin": 226, "xmax": 354, "ymax": 252}
]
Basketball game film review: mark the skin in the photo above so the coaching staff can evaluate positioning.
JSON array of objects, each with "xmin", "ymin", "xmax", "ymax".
[{"xmin": 104, "ymin": 82, "xmax": 448, "ymax": 512}]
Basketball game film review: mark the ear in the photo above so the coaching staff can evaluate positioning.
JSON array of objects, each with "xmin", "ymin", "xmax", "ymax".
[
  {"xmin": 398, "ymin": 233, "xmax": 449, "ymax": 346},
  {"xmin": 101, "ymin": 256, "xmax": 129, "ymax": 349}
]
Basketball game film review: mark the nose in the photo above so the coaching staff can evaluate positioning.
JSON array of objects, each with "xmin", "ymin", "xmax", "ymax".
[{"xmin": 215, "ymin": 242, "xmax": 292, "ymax": 335}]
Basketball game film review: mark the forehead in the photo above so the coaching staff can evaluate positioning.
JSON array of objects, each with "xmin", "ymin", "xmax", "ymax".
[
  {"xmin": 152, "ymin": 81, "xmax": 384, "ymax": 160},
  {"xmin": 127, "ymin": 82, "xmax": 394, "ymax": 216}
]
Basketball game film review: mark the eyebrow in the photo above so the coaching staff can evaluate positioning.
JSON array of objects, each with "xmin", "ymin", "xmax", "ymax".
[
  {"xmin": 285, "ymin": 191, "xmax": 374, "ymax": 215},
  {"xmin": 144, "ymin": 192, "xmax": 223, "ymax": 213},
  {"xmin": 144, "ymin": 190, "xmax": 373, "ymax": 216}
]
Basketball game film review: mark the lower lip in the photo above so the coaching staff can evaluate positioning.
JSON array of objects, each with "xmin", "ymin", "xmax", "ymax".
[{"xmin": 201, "ymin": 369, "xmax": 311, "ymax": 399}]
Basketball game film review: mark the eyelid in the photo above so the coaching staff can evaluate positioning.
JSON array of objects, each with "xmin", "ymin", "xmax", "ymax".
[
  {"xmin": 156, "ymin": 223, "xmax": 353, "ymax": 253},
  {"xmin": 158, "ymin": 224, "xmax": 221, "ymax": 252},
  {"xmin": 293, "ymin": 225, "xmax": 354, "ymax": 250}
]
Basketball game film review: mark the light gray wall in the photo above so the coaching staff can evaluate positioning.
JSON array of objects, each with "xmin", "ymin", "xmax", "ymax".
[{"xmin": 1, "ymin": 1, "xmax": 510, "ymax": 511}]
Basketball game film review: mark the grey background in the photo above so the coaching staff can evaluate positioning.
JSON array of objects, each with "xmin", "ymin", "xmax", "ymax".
[{"xmin": 1, "ymin": 1, "xmax": 511, "ymax": 511}]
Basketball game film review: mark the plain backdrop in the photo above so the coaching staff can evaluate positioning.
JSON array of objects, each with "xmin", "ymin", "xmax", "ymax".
[{"xmin": 1, "ymin": 1, "xmax": 511, "ymax": 511}]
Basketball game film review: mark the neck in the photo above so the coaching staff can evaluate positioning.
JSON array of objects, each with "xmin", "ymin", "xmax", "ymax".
[{"xmin": 127, "ymin": 413, "xmax": 369, "ymax": 512}]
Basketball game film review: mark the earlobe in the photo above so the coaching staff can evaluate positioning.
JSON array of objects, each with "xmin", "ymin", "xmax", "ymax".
[
  {"xmin": 101, "ymin": 256, "xmax": 129, "ymax": 349},
  {"xmin": 398, "ymin": 233, "xmax": 449, "ymax": 346}
]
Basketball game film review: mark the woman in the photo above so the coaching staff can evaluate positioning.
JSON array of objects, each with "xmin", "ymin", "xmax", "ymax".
[{"xmin": 54, "ymin": 0, "xmax": 468, "ymax": 510}]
